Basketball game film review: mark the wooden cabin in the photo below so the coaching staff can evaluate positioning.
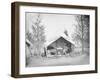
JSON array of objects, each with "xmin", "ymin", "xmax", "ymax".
[{"xmin": 46, "ymin": 36, "xmax": 75, "ymax": 57}]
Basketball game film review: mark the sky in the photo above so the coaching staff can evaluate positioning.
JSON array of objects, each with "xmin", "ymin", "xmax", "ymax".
[{"xmin": 26, "ymin": 12, "xmax": 76, "ymax": 42}]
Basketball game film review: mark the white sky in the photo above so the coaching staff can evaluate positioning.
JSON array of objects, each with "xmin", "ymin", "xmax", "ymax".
[{"xmin": 26, "ymin": 13, "xmax": 76, "ymax": 42}]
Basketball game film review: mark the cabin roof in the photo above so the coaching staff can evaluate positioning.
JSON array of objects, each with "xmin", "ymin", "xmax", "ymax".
[{"xmin": 45, "ymin": 33, "xmax": 75, "ymax": 47}]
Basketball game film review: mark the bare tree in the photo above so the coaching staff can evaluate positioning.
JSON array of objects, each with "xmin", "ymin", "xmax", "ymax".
[
  {"xmin": 72, "ymin": 15, "xmax": 89, "ymax": 54},
  {"xmin": 31, "ymin": 14, "xmax": 46, "ymax": 56}
]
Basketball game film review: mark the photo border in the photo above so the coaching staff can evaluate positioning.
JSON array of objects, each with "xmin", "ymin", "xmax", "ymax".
[{"xmin": 11, "ymin": 2, "xmax": 98, "ymax": 78}]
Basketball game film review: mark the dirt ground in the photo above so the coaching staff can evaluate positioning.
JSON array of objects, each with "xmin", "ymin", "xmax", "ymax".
[{"xmin": 26, "ymin": 48, "xmax": 89, "ymax": 67}]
